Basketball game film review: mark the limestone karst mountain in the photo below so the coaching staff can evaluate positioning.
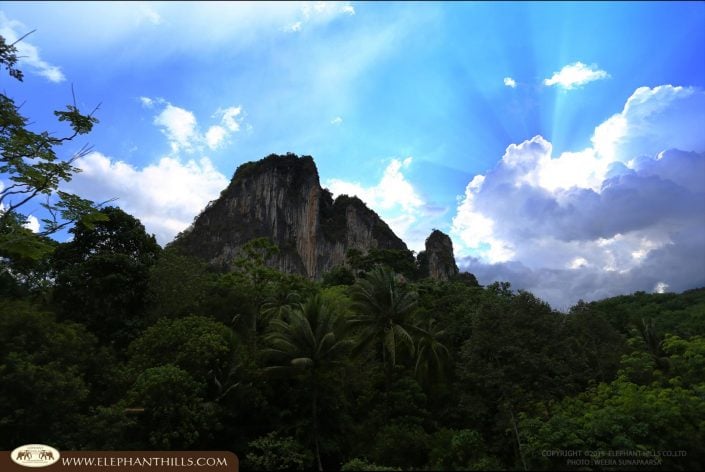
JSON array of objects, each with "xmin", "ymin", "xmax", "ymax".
[
  {"xmin": 170, "ymin": 153, "xmax": 464, "ymax": 280},
  {"xmin": 422, "ymin": 229, "xmax": 460, "ymax": 281},
  {"xmin": 169, "ymin": 153, "xmax": 411, "ymax": 278}
]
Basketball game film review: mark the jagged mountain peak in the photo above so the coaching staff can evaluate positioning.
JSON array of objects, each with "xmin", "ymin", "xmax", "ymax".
[
  {"xmin": 423, "ymin": 229, "xmax": 459, "ymax": 281},
  {"xmin": 228, "ymin": 153, "xmax": 318, "ymax": 186},
  {"xmin": 169, "ymin": 153, "xmax": 407, "ymax": 278}
]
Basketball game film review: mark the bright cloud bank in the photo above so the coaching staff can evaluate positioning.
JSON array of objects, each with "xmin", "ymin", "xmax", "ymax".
[{"xmin": 451, "ymin": 85, "xmax": 705, "ymax": 309}]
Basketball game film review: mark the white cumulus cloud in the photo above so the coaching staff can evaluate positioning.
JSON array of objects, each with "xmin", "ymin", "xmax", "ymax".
[
  {"xmin": 284, "ymin": 21, "xmax": 303, "ymax": 33},
  {"xmin": 451, "ymin": 85, "xmax": 705, "ymax": 309},
  {"xmin": 543, "ymin": 61, "xmax": 609, "ymax": 90},
  {"xmin": 139, "ymin": 96, "xmax": 155, "ymax": 108},
  {"xmin": 504, "ymin": 77, "xmax": 517, "ymax": 88},
  {"xmin": 284, "ymin": 2, "xmax": 355, "ymax": 32},
  {"xmin": 205, "ymin": 126, "xmax": 227, "ymax": 150},
  {"xmin": 0, "ymin": 12, "xmax": 66, "ymax": 82},
  {"xmin": 593, "ymin": 85, "xmax": 705, "ymax": 162},
  {"xmin": 154, "ymin": 104, "xmax": 199, "ymax": 153},
  {"xmin": 146, "ymin": 100, "xmax": 245, "ymax": 153},
  {"xmin": 327, "ymin": 157, "xmax": 423, "ymax": 213},
  {"xmin": 302, "ymin": 1, "xmax": 356, "ymax": 21},
  {"xmin": 325, "ymin": 157, "xmax": 444, "ymax": 251},
  {"xmin": 137, "ymin": 4, "xmax": 162, "ymax": 25},
  {"xmin": 23, "ymin": 215, "xmax": 40, "ymax": 233},
  {"xmin": 64, "ymin": 152, "xmax": 229, "ymax": 245},
  {"xmin": 654, "ymin": 281, "xmax": 669, "ymax": 294},
  {"xmin": 218, "ymin": 106, "xmax": 242, "ymax": 132}
]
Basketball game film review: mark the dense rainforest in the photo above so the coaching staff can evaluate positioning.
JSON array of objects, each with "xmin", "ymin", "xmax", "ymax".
[
  {"xmin": 2, "ymin": 33, "xmax": 705, "ymax": 471},
  {"xmin": 1, "ymin": 206, "xmax": 704, "ymax": 471}
]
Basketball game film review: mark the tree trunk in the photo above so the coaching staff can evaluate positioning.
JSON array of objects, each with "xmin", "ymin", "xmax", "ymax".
[
  {"xmin": 382, "ymin": 339, "xmax": 390, "ymax": 422},
  {"xmin": 312, "ymin": 382, "xmax": 323, "ymax": 471},
  {"xmin": 508, "ymin": 403, "xmax": 527, "ymax": 471}
]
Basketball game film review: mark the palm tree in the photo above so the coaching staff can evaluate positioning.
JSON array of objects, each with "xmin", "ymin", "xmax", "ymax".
[
  {"xmin": 349, "ymin": 266, "xmax": 418, "ymax": 392},
  {"xmin": 262, "ymin": 295, "xmax": 353, "ymax": 471},
  {"xmin": 260, "ymin": 290, "xmax": 300, "ymax": 321},
  {"xmin": 639, "ymin": 317, "xmax": 668, "ymax": 371},
  {"xmin": 414, "ymin": 317, "xmax": 450, "ymax": 389}
]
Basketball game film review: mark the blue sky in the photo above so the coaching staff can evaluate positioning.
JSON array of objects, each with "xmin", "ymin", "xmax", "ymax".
[{"xmin": 2, "ymin": 2, "xmax": 704, "ymax": 308}]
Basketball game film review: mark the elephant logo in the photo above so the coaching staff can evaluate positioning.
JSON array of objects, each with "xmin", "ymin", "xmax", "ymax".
[{"xmin": 11, "ymin": 444, "xmax": 60, "ymax": 468}]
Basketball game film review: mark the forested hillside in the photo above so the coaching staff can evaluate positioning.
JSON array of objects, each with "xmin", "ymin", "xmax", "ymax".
[{"xmin": 2, "ymin": 205, "xmax": 704, "ymax": 470}]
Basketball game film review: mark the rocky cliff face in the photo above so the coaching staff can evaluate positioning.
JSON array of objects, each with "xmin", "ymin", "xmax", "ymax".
[
  {"xmin": 424, "ymin": 229, "xmax": 459, "ymax": 281},
  {"xmin": 169, "ymin": 153, "xmax": 407, "ymax": 278}
]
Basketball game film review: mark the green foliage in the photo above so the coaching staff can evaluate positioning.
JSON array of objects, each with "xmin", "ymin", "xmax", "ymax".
[
  {"xmin": 203, "ymin": 270, "xmax": 259, "ymax": 333},
  {"xmin": 340, "ymin": 458, "xmax": 400, "ymax": 471},
  {"xmin": 3, "ymin": 245, "xmax": 704, "ymax": 470},
  {"xmin": 346, "ymin": 247, "xmax": 419, "ymax": 280},
  {"xmin": 413, "ymin": 317, "xmax": 450, "ymax": 388},
  {"xmin": 371, "ymin": 422, "xmax": 430, "ymax": 468},
  {"xmin": 78, "ymin": 405, "xmax": 140, "ymax": 450},
  {"xmin": 318, "ymin": 285, "xmax": 354, "ymax": 319},
  {"xmin": 457, "ymin": 290, "xmax": 571, "ymax": 409},
  {"xmin": 128, "ymin": 315, "xmax": 236, "ymax": 389},
  {"xmin": 318, "ymin": 190, "xmax": 350, "ymax": 242},
  {"xmin": 263, "ymin": 295, "xmax": 353, "ymax": 377},
  {"xmin": 0, "ymin": 215, "xmax": 56, "ymax": 299},
  {"xmin": 232, "ymin": 153, "xmax": 315, "ymax": 188},
  {"xmin": 262, "ymin": 295, "xmax": 354, "ymax": 470},
  {"xmin": 224, "ymin": 237, "xmax": 285, "ymax": 339},
  {"xmin": 52, "ymin": 206, "xmax": 159, "ymax": 266},
  {"xmin": 0, "ymin": 300, "xmax": 98, "ymax": 448},
  {"xmin": 618, "ymin": 348, "xmax": 662, "ymax": 385},
  {"xmin": 661, "ymin": 334, "xmax": 705, "ymax": 388},
  {"xmin": 585, "ymin": 288, "xmax": 705, "ymax": 337},
  {"xmin": 414, "ymin": 277, "xmax": 483, "ymax": 354},
  {"xmin": 428, "ymin": 428, "xmax": 503, "ymax": 471},
  {"xmin": 0, "ymin": 211, "xmax": 56, "ymax": 263},
  {"xmin": 562, "ymin": 302, "xmax": 628, "ymax": 388},
  {"xmin": 453, "ymin": 288, "xmax": 586, "ymax": 467},
  {"xmin": 0, "ymin": 33, "xmax": 24, "ymax": 80},
  {"xmin": 244, "ymin": 432, "xmax": 313, "ymax": 471},
  {"xmin": 51, "ymin": 207, "xmax": 160, "ymax": 347},
  {"xmin": 416, "ymin": 249, "xmax": 429, "ymax": 278},
  {"xmin": 146, "ymin": 248, "xmax": 214, "ymax": 318},
  {"xmin": 455, "ymin": 271, "xmax": 480, "ymax": 287},
  {"xmin": 350, "ymin": 266, "xmax": 418, "ymax": 369},
  {"xmin": 234, "ymin": 237, "xmax": 279, "ymax": 273},
  {"xmin": 123, "ymin": 365, "xmax": 217, "ymax": 449},
  {"xmin": 0, "ymin": 33, "xmax": 103, "ymax": 261},
  {"xmin": 322, "ymin": 265, "xmax": 356, "ymax": 286},
  {"xmin": 260, "ymin": 289, "xmax": 300, "ymax": 322},
  {"xmin": 347, "ymin": 374, "xmax": 431, "ymax": 462},
  {"xmin": 521, "ymin": 335, "xmax": 705, "ymax": 470}
]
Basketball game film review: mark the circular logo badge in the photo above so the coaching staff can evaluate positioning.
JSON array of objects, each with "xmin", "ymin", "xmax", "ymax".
[{"xmin": 11, "ymin": 445, "xmax": 60, "ymax": 468}]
